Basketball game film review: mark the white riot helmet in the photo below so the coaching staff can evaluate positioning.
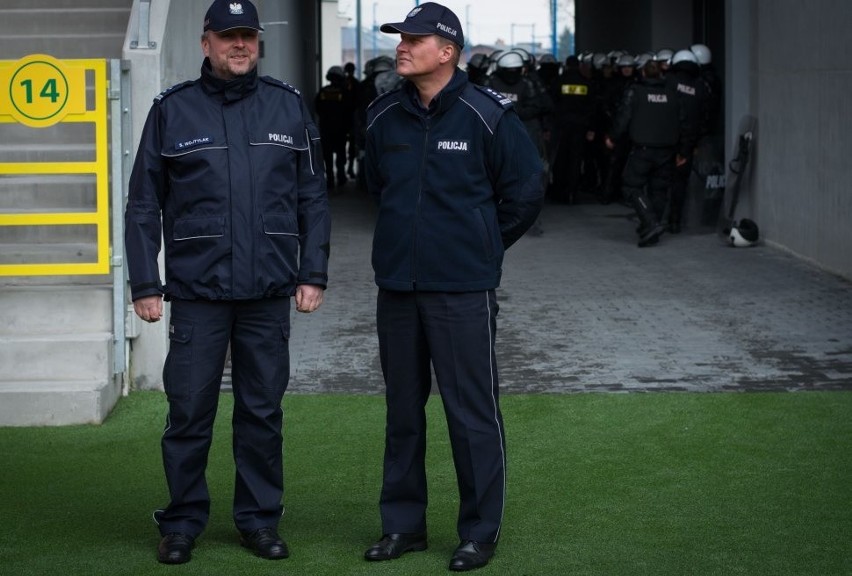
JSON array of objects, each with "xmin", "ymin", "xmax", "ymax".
[
  {"xmin": 592, "ymin": 52, "xmax": 609, "ymax": 69},
  {"xmin": 495, "ymin": 51, "xmax": 525, "ymax": 84},
  {"xmin": 615, "ymin": 54, "xmax": 635, "ymax": 68},
  {"xmin": 496, "ymin": 50, "xmax": 525, "ymax": 70},
  {"xmin": 654, "ymin": 48, "xmax": 674, "ymax": 64},
  {"xmin": 729, "ymin": 219, "xmax": 759, "ymax": 247},
  {"xmin": 672, "ymin": 49, "xmax": 698, "ymax": 65},
  {"xmin": 634, "ymin": 52, "xmax": 653, "ymax": 69},
  {"xmin": 690, "ymin": 43, "xmax": 712, "ymax": 65}
]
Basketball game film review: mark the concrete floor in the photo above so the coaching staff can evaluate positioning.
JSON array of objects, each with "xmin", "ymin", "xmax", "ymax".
[{"xmin": 285, "ymin": 187, "xmax": 852, "ymax": 394}]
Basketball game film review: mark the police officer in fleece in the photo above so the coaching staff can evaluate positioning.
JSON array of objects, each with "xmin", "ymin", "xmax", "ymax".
[{"xmin": 362, "ymin": 2, "xmax": 544, "ymax": 572}]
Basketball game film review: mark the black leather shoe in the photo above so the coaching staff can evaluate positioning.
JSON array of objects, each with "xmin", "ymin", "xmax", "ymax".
[
  {"xmin": 240, "ymin": 527, "xmax": 289, "ymax": 559},
  {"xmin": 157, "ymin": 533, "xmax": 194, "ymax": 564},
  {"xmin": 449, "ymin": 540, "xmax": 496, "ymax": 572},
  {"xmin": 364, "ymin": 532, "xmax": 427, "ymax": 561}
]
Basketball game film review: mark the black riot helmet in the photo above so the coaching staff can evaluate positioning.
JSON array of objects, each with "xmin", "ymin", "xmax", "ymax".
[
  {"xmin": 537, "ymin": 53, "xmax": 560, "ymax": 83},
  {"xmin": 467, "ymin": 52, "xmax": 490, "ymax": 84}
]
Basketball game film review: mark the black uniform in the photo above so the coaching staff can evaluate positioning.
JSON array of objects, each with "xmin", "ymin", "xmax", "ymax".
[
  {"xmin": 610, "ymin": 70, "xmax": 693, "ymax": 245},
  {"xmin": 551, "ymin": 59, "xmax": 597, "ymax": 203},
  {"xmin": 343, "ymin": 65, "xmax": 361, "ymax": 178},
  {"xmin": 666, "ymin": 60, "xmax": 709, "ymax": 231},
  {"xmin": 315, "ymin": 74, "xmax": 353, "ymax": 187},
  {"xmin": 485, "ymin": 70, "xmax": 552, "ymax": 165},
  {"xmin": 599, "ymin": 70, "xmax": 634, "ymax": 203}
]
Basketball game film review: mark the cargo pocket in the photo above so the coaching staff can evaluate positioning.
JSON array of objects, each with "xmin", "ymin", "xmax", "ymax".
[
  {"xmin": 163, "ymin": 322, "xmax": 193, "ymax": 400},
  {"xmin": 269, "ymin": 320, "xmax": 291, "ymax": 398}
]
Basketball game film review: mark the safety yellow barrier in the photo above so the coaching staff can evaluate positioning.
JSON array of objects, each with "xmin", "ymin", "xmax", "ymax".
[{"xmin": 0, "ymin": 54, "xmax": 110, "ymax": 276}]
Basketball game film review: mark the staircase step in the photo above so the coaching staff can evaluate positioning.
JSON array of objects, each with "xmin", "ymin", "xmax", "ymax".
[
  {"xmin": 0, "ymin": 33, "xmax": 127, "ymax": 60},
  {"xmin": 1, "ymin": 0, "xmax": 132, "ymax": 8},
  {"xmin": 0, "ymin": 143, "xmax": 96, "ymax": 164},
  {"xmin": 0, "ymin": 175, "xmax": 96, "ymax": 212},
  {"xmin": 0, "ymin": 285, "xmax": 112, "ymax": 335},
  {"xmin": 0, "ymin": 8, "xmax": 131, "ymax": 38},
  {"xmin": 0, "ymin": 332, "xmax": 112, "ymax": 380},
  {"xmin": 0, "ymin": 241, "xmax": 99, "ymax": 264},
  {"xmin": 0, "ymin": 378, "xmax": 121, "ymax": 426}
]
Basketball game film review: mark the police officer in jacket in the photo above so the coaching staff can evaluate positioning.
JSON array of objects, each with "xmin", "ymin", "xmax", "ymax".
[
  {"xmin": 606, "ymin": 59, "xmax": 694, "ymax": 246},
  {"xmin": 362, "ymin": 3, "xmax": 543, "ymax": 572},
  {"xmin": 125, "ymin": 0, "xmax": 330, "ymax": 564}
]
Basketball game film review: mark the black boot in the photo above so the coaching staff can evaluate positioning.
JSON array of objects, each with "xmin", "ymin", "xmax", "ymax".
[
  {"xmin": 668, "ymin": 198, "xmax": 682, "ymax": 234},
  {"xmin": 634, "ymin": 196, "xmax": 665, "ymax": 247}
]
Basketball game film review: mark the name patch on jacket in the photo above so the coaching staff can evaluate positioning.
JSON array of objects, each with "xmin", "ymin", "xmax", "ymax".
[
  {"xmin": 647, "ymin": 94, "xmax": 669, "ymax": 103},
  {"xmin": 384, "ymin": 144, "xmax": 410, "ymax": 152},
  {"xmin": 175, "ymin": 137, "xmax": 212, "ymax": 150},
  {"xmin": 436, "ymin": 140, "xmax": 470, "ymax": 153},
  {"xmin": 268, "ymin": 133, "xmax": 294, "ymax": 145}
]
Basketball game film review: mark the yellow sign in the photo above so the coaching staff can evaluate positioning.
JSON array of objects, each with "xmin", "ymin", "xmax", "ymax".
[{"xmin": 0, "ymin": 54, "xmax": 86, "ymax": 128}]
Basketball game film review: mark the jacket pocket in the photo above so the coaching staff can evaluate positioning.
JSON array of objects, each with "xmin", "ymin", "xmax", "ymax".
[
  {"xmin": 260, "ymin": 213, "xmax": 299, "ymax": 284},
  {"xmin": 262, "ymin": 213, "xmax": 299, "ymax": 237},
  {"xmin": 173, "ymin": 215, "xmax": 225, "ymax": 241},
  {"xmin": 474, "ymin": 207, "xmax": 496, "ymax": 261}
]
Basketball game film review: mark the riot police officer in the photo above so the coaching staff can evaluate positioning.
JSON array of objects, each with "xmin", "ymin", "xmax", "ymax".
[
  {"xmin": 606, "ymin": 60, "xmax": 694, "ymax": 246},
  {"xmin": 550, "ymin": 55, "xmax": 597, "ymax": 204},
  {"xmin": 666, "ymin": 49, "xmax": 709, "ymax": 232},
  {"xmin": 599, "ymin": 53, "xmax": 637, "ymax": 204},
  {"xmin": 485, "ymin": 50, "xmax": 553, "ymax": 169},
  {"xmin": 691, "ymin": 43, "xmax": 722, "ymax": 140},
  {"xmin": 466, "ymin": 52, "xmax": 490, "ymax": 86},
  {"xmin": 343, "ymin": 62, "xmax": 361, "ymax": 179},
  {"xmin": 315, "ymin": 65, "xmax": 353, "ymax": 188}
]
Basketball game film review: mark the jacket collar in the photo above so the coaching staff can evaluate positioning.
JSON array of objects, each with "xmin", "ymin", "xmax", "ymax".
[
  {"xmin": 200, "ymin": 57, "xmax": 259, "ymax": 103},
  {"xmin": 401, "ymin": 68, "xmax": 469, "ymax": 117}
]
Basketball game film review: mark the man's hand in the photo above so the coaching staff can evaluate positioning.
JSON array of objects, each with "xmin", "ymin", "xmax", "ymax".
[
  {"xmin": 134, "ymin": 295, "xmax": 163, "ymax": 323},
  {"xmin": 295, "ymin": 284, "xmax": 324, "ymax": 313}
]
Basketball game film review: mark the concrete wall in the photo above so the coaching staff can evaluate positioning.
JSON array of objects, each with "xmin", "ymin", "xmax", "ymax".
[
  {"xmin": 575, "ymin": 0, "xmax": 693, "ymax": 54},
  {"xmin": 751, "ymin": 0, "xmax": 852, "ymax": 279}
]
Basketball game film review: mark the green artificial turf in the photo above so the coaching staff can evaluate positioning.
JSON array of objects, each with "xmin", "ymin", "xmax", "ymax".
[{"xmin": 1, "ymin": 391, "xmax": 850, "ymax": 575}]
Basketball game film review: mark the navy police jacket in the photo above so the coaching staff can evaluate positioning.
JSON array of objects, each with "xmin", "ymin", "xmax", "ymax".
[
  {"xmin": 365, "ymin": 69, "xmax": 544, "ymax": 292},
  {"xmin": 125, "ymin": 60, "xmax": 330, "ymax": 302}
]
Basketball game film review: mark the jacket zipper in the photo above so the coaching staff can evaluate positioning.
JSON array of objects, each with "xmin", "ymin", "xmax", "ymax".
[{"xmin": 412, "ymin": 119, "xmax": 430, "ymax": 289}]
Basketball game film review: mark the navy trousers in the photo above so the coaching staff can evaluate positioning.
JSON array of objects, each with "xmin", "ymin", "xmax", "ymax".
[
  {"xmin": 376, "ymin": 289, "xmax": 506, "ymax": 544},
  {"xmin": 154, "ymin": 297, "xmax": 291, "ymax": 538}
]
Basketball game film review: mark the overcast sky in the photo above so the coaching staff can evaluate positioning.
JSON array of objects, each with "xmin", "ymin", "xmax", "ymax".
[{"xmin": 340, "ymin": 0, "xmax": 574, "ymax": 51}]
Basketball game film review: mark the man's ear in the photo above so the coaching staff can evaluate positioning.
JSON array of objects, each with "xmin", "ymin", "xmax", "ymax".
[{"xmin": 439, "ymin": 44, "xmax": 455, "ymax": 64}]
